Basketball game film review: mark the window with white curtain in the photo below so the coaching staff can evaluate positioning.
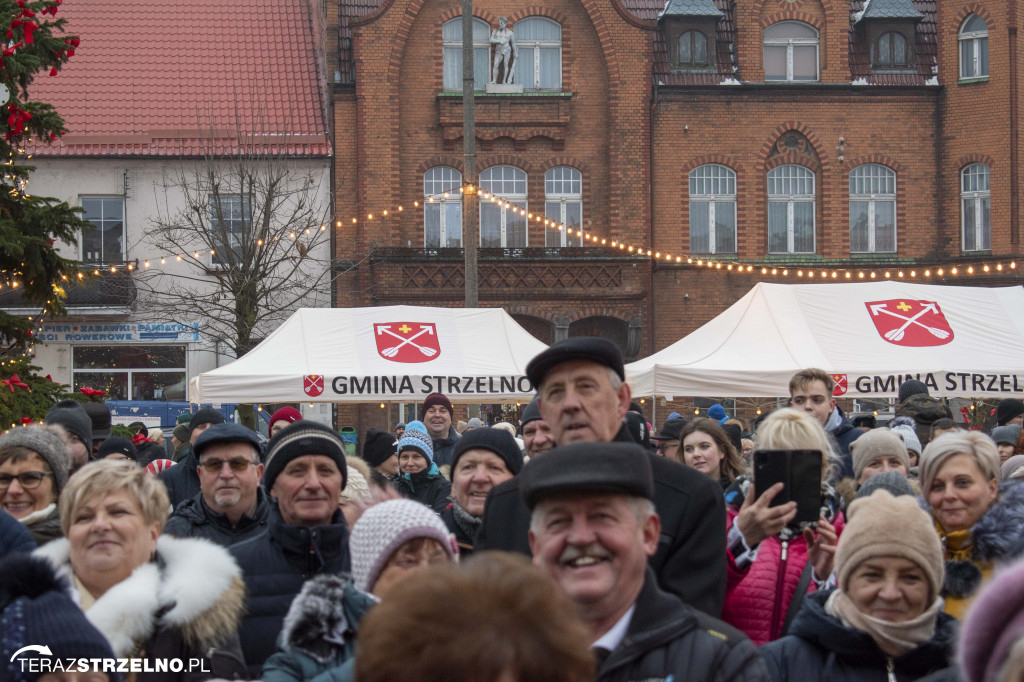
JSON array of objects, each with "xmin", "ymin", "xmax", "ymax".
[
  {"xmin": 849, "ymin": 164, "xmax": 896, "ymax": 253},
  {"xmin": 876, "ymin": 31, "xmax": 909, "ymax": 69},
  {"xmin": 677, "ymin": 30, "xmax": 709, "ymax": 68},
  {"xmin": 480, "ymin": 166, "xmax": 527, "ymax": 247},
  {"xmin": 763, "ymin": 21, "xmax": 819, "ymax": 81},
  {"xmin": 959, "ymin": 14, "xmax": 989, "ymax": 80},
  {"xmin": 423, "ymin": 167, "xmax": 463, "ymax": 248},
  {"xmin": 961, "ymin": 163, "xmax": 991, "ymax": 251},
  {"xmin": 545, "ymin": 167, "xmax": 582, "ymax": 247},
  {"xmin": 689, "ymin": 165, "xmax": 736, "ymax": 254},
  {"xmin": 443, "ymin": 18, "xmax": 490, "ymax": 91},
  {"xmin": 767, "ymin": 165, "xmax": 815, "ymax": 253},
  {"xmin": 513, "ymin": 17, "xmax": 561, "ymax": 90}
]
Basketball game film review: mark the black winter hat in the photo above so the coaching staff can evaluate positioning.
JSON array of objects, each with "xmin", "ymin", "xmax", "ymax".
[
  {"xmin": 451, "ymin": 427, "xmax": 524, "ymax": 476},
  {"xmin": 652, "ymin": 418, "xmax": 687, "ymax": 441},
  {"xmin": 82, "ymin": 401, "xmax": 111, "ymax": 440},
  {"xmin": 520, "ymin": 442, "xmax": 653, "ymax": 509},
  {"xmin": 526, "ymin": 336, "xmax": 625, "ymax": 388},
  {"xmin": 44, "ymin": 399, "xmax": 93, "ymax": 448},
  {"xmin": 520, "ymin": 396, "xmax": 542, "ymax": 428},
  {"xmin": 623, "ymin": 411, "xmax": 651, "ymax": 449},
  {"xmin": 97, "ymin": 436, "xmax": 138, "ymax": 461},
  {"xmin": 362, "ymin": 428, "xmax": 397, "ymax": 468},
  {"xmin": 996, "ymin": 398, "xmax": 1024, "ymax": 426},
  {"xmin": 898, "ymin": 379, "xmax": 929, "ymax": 404},
  {"xmin": 264, "ymin": 420, "xmax": 348, "ymax": 493},
  {"xmin": 188, "ymin": 406, "xmax": 226, "ymax": 435}
]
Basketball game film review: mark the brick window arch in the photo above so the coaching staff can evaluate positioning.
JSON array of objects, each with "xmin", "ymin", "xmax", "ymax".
[
  {"xmin": 443, "ymin": 18, "xmax": 490, "ymax": 91},
  {"xmin": 689, "ymin": 164, "xmax": 737, "ymax": 254},
  {"xmin": 767, "ymin": 164, "xmax": 815, "ymax": 253},
  {"xmin": 764, "ymin": 21, "xmax": 819, "ymax": 82},
  {"xmin": 513, "ymin": 17, "xmax": 562, "ymax": 90},
  {"xmin": 961, "ymin": 163, "xmax": 991, "ymax": 251},
  {"xmin": 849, "ymin": 164, "xmax": 896, "ymax": 253},
  {"xmin": 959, "ymin": 14, "xmax": 989, "ymax": 80},
  {"xmin": 423, "ymin": 167, "xmax": 463, "ymax": 247}
]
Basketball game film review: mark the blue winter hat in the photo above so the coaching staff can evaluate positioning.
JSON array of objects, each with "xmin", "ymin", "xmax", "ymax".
[
  {"xmin": 708, "ymin": 403, "xmax": 728, "ymax": 425},
  {"xmin": 667, "ymin": 411, "xmax": 682, "ymax": 421},
  {"xmin": 396, "ymin": 420, "xmax": 434, "ymax": 462}
]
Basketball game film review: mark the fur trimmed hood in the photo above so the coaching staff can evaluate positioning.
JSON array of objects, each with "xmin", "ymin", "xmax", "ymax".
[
  {"xmin": 972, "ymin": 480, "xmax": 1024, "ymax": 563},
  {"xmin": 34, "ymin": 534, "xmax": 245, "ymax": 657},
  {"xmin": 278, "ymin": 574, "xmax": 376, "ymax": 663}
]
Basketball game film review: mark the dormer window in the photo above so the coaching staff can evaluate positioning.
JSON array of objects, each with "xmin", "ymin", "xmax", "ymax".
[
  {"xmin": 678, "ymin": 30, "xmax": 709, "ymax": 67},
  {"xmin": 876, "ymin": 31, "xmax": 909, "ymax": 68},
  {"xmin": 659, "ymin": 0, "xmax": 722, "ymax": 71}
]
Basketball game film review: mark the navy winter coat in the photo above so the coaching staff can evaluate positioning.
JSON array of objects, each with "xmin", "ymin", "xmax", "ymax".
[{"xmin": 163, "ymin": 487, "xmax": 271, "ymax": 547}]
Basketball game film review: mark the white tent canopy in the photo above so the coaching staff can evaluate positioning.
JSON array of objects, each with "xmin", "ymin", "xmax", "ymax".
[
  {"xmin": 626, "ymin": 281, "xmax": 1024, "ymax": 398},
  {"xmin": 189, "ymin": 306, "xmax": 547, "ymax": 403}
]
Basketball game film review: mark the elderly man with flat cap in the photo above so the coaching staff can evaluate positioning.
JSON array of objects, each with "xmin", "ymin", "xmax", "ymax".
[
  {"xmin": 476, "ymin": 337, "xmax": 727, "ymax": 617},
  {"xmin": 159, "ymin": 406, "xmax": 227, "ymax": 507},
  {"xmin": 524, "ymin": 442, "xmax": 766, "ymax": 681}
]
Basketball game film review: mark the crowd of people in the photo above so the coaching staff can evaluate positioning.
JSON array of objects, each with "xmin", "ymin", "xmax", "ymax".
[{"xmin": 4, "ymin": 340, "xmax": 1024, "ymax": 681}]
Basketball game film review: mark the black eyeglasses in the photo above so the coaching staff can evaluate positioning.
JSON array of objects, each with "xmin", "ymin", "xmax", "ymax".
[
  {"xmin": 0, "ymin": 471, "xmax": 54, "ymax": 490},
  {"xmin": 200, "ymin": 458, "xmax": 259, "ymax": 474}
]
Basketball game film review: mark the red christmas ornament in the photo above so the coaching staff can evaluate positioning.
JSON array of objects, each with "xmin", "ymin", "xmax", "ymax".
[{"xmin": 20, "ymin": 417, "xmax": 32, "ymax": 425}]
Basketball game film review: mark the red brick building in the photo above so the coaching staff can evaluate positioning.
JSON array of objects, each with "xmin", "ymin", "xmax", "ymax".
[{"xmin": 327, "ymin": 0, "xmax": 1020, "ymax": 426}]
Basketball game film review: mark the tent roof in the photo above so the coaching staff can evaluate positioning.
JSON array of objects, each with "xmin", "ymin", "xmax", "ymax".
[
  {"xmin": 189, "ymin": 306, "xmax": 547, "ymax": 403},
  {"xmin": 626, "ymin": 281, "xmax": 1024, "ymax": 398}
]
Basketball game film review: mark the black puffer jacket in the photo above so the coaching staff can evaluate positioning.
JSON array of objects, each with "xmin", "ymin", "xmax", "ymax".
[
  {"xmin": 431, "ymin": 426, "xmax": 459, "ymax": 468},
  {"xmin": 896, "ymin": 394, "xmax": 953, "ymax": 446},
  {"xmin": 760, "ymin": 590, "xmax": 958, "ymax": 682},
  {"xmin": 158, "ymin": 449, "xmax": 201, "ymax": 509},
  {"xmin": 393, "ymin": 468, "xmax": 451, "ymax": 514},
  {"xmin": 598, "ymin": 568, "xmax": 767, "ymax": 682},
  {"xmin": 229, "ymin": 505, "xmax": 351, "ymax": 678},
  {"xmin": 163, "ymin": 487, "xmax": 271, "ymax": 547}
]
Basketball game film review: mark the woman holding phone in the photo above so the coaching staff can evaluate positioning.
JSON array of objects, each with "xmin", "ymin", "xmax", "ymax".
[{"xmin": 720, "ymin": 408, "xmax": 845, "ymax": 645}]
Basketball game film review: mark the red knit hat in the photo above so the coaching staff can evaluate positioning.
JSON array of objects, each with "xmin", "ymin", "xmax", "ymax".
[
  {"xmin": 269, "ymin": 406, "xmax": 303, "ymax": 429},
  {"xmin": 420, "ymin": 393, "xmax": 453, "ymax": 419}
]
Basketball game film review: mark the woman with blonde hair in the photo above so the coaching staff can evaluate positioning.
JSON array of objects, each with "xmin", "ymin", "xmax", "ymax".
[{"xmin": 721, "ymin": 408, "xmax": 844, "ymax": 645}]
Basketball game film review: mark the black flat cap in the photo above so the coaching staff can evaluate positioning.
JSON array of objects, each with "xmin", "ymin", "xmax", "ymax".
[
  {"xmin": 519, "ymin": 442, "xmax": 654, "ymax": 509},
  {"xmin": 526, "ymin": 337, "xmax": 625, "ymax": 388},
  {"xmin": 193, "ymin": 422, "xmax": 263, "ymax": 460},
  {"xmin": 652, "ymin": 418, "xmax": 687, "ymax": 441}
]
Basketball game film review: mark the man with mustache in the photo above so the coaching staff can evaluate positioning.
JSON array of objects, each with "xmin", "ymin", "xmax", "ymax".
[
  {"xmin": 476, "ymin": 337, "xmax": 727, "ymax": 617},
  {"xmin": 163, "ymin": 422, "xmax": 270, "ymax": 547},
  {"xmin": 524, "ymin": 442, "xmax": 766, "ymax": 681}
]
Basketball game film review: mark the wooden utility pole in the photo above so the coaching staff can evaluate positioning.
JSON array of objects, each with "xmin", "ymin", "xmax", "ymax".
[{"xmin": 462, "ymin": 0, "xmax": 478, "ymax": 307}]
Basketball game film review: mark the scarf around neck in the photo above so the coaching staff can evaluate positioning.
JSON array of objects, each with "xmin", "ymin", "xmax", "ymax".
[
  {"xmin": 450, "ymin": 499, "xmax": 482, "ymax": 539},
  {"xmin": 826, "ymin": 589, "xmax": 942, "ymax": 658}
]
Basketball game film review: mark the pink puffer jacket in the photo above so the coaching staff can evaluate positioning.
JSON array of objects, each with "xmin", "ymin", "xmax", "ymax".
[{"xmin": 720, "ymin": 506, "xmax": 845, "ymax": 646}]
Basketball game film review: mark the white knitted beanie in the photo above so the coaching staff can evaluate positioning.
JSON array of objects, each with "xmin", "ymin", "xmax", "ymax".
[{"xmin": 349, "ymin": 499, "xmax": 455, "ymax": 592}]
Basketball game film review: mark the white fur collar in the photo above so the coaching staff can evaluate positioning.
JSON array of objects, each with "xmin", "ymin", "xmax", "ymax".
[
  {"xmin": 34, "ymin": 535, "xmax": 241, "ymax": 657},
  {"xmin": 18, "ymin": 503, "xmax": 56, "ymax": 526}
]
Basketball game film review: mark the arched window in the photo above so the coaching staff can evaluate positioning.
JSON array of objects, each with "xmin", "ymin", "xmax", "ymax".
[
  {"xmin": 763, "ymin": 21, "xmax": 819, "ymax": 82},
  {"xmin": 961, "ymin": 163, "xmax": 991, "ymax": 251},
  {"xmin": 423, "ymin": 167, "xmax": 462, "ymax": 248},
  {"xmin": 678, "ymin": 30, "xmax": 709, "ymax": 68},
  {"xmin": 959, "ymin": 14, "xmax": 989, "ymax": 80},
  {"xmin": 876, "ymin": 31, "xmax": 909, "ymax": 68},
  {"xmin": 513, "ymin": 17, "xmax": 561, "ymax": 90},
  {"xmin": 767, "ymin": 165, "xmax": 815, "ymax": 253},
  {"xmin": 689, "ymin": 164, "xmax": 736, "ymax": 254},
  {"xmin": 443, "ymin": 18, "xmax": 490, "ymax": 91},
  {"xmin": 480, "ymin": 166, "xmax": 527, "ymax": 247},
  {"xmin": 544, "ymin": 166, "xmax": 582, "ymax": 247},
  {"xmin": 849, "ymin": 164, "xmax": 896, "ymax": 253}
]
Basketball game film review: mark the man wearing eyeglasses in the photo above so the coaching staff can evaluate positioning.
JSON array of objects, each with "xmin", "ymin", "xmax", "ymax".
[{"xmin": 163, "ymin": 422, "xmax": 270, "ymax": 547}]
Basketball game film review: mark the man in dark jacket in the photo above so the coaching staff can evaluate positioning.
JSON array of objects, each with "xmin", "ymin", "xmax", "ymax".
[
  {"xmin": 523, "ymin": 442, "xmax": 767, "ymax": 682},
  {"xmin": 895, "ymin": 379, "xmax": 954, "ymax": 447},
  {"xmin": 159, "ymin": 406, "xmax": 226, "ymax": 508},
  {"xmin": 475, "ymin": 337, "xmax": 727, "ymax": 617},
  {"xmin": 230, "ymin": 421, "xmax": 351, "ymax": 678},
  {"xmin": 789, "ymin": 368, "xmax": 862, "ymax": 478},
  {"xmin": 163, "ymin": 422, "xmax": 270, "ymax": 546},
  {"xmin": 421, "ymin": 392, "xmax": 459, "ymax": 467}
]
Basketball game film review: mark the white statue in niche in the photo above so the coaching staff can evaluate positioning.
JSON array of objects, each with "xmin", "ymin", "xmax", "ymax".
[{"xmin": 490, "ymin": 17, "xmax": 517, "ymax": 84}]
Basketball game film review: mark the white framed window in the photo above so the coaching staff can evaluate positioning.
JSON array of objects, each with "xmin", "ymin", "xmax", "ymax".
[
  {"xmin": 424, "ymin": 167, "xmax": 463, "ymax": 248},
  {"xmin": 767, "ymin": 165, "xmax": 815, "ymax": 253},
  {"xmin": 959, "ymin": 14, "xmax": 989, "ymax": 80},
  {"xmin": 480, "ymin": 166, "xmax": 527, "ymax": 247},
  {"xmin": 961, "ymin": 163, "xmax": 991, "ymax": 251},
  {"xmin": 544, "ymin": 166, "xmax": 582, "ymax": 247},
  {"xmin": 513, "ymin": 17, "xmax": 561, "ymax": 90},
  {"xmin": 209, "ymin": 196, "xmax": 248, "ymax": 266},
  {"xmin": 876, "ymin": 31, "xmax": 909, "ymax": 69},
  {"xmin": 443, "ymin": 17, "xmax": 490, "ymax": 91},
  {"xmin": 80, "ymin": 197, "xmax": 124, "ymax": 264},
  {"xmin": 689, "ymin": 164, "xmax": 737, "ymax": 254},
  {"xmin": 677, "ymin": 30, "xmax": 709, "ymax": 67},
  {"xmin": 850, "ymin": 164, "xmax": 896, "ymax": 253},
  {"xmin": 764, "ymin": 21, "xmax": 819, "ymax": 82}
]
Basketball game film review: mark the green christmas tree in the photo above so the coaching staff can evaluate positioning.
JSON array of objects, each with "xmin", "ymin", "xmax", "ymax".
[{"xmin": 0, "ymin": 0, "xmax": 89, "ymax": 426}]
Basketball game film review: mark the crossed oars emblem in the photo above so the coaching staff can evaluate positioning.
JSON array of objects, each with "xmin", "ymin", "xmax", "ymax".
[
  {"xmin": 376, "ymin": 325, "xmax": 437, "ymax": 357},
  {"xmin": 868, "ymin": 302, "xmax": 950, "ymax": 342}
]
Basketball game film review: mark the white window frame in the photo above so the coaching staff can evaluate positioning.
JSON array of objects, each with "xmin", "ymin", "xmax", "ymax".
[
  {"xmin": 480, "ymin": 166, "xmax": 528, "ymax": 247},
  {"xmin": 961, "ymin": 163, "xmax": 991, "ymax": 252},
  {"xmin": 689, "ymin": 164, "xmax": 737, "ymax": 254},
  {"xmin": 209, "ymin": 195, "xmax": 249, "ymax": 267},
  {"xmin": 767, "ymin": 165, "xmax": 816, "ymax": 254},
  {"xmin": 423, "ymin": 167, "xmax": 463, "ymax": 248},
  {"xmin": 544, "ymin": 166, "xmax": 582, "ymax": 247},
  {"xmin": 763, "ymin": 21, "xmax": 819, "ymax": 82},
  {"xmin": 849, "ymin": 164, "xmax": 897, "ymax": 253},
  {"xmin": 442, "ymin": 17, "xmax": 490, "ymax": 91},
  {"xmin": 959, "ymin": 14, "xmax": 989, "ymax": 80},
  {"xmin": 79, "ymin": 196, "xmax": 125, "ymax": 265},
  {"xmin": 513, "ymin": 17, "xmax": 562, "ymax": 90}
]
